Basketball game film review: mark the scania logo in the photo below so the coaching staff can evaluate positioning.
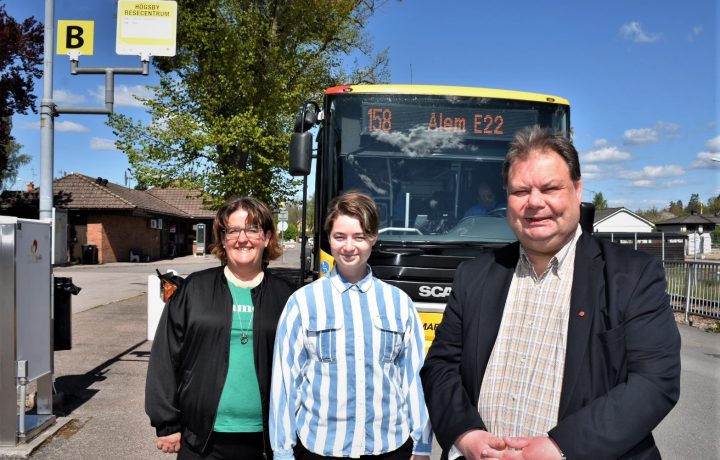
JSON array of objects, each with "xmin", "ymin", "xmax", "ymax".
[{"xmin": 418, "ymin": 285, "xmax": 452, "ymax": 298}]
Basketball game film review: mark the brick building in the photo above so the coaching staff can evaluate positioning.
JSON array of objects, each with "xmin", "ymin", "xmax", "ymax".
[{"xmin": 1, "ymin": 174, "xmax": 216, "ymax": 264}]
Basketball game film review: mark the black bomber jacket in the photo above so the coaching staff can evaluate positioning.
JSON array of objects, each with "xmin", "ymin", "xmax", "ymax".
[{"xmin": 145, "ymin": 265, "xmax": 294, "ymax": 456}]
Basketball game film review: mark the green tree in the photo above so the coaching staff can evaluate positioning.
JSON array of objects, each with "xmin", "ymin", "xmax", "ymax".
[
  {"xmin": 0, "ymin": 139, "xmax": 30, "ymax": 191},
  {"xmin": 686, "ymin": 193, "xmax": 702, "ymax": 214},
  {"xmin": 0, "ymin": 5, "xmax": 43, "ymax": 181},
  {"xmin": 108, "ymin": 0, "xmax": 389, "ymax": 209},
  {"xmin": 283, "ymin": 222, "xmax": 298, "ymax": 242},
  {"xmin": 635, "ymin": 206, "xmax": 663, "ymax": 223},
  {"xmin": 706, "ymin": 194, "xmax": 720, "ymax": 215},
  {"xmin": 668, "ymin": 200, "xmax": 684, "ymax": 216},
  {"xmin": 591, "ymin": 191, "xmax": 608, "ymax": 210}
]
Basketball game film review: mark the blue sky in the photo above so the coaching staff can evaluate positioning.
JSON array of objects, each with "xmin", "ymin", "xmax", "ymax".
[{"xmin": 7, "ymin": 0, "xmax": 719, "ymax": 211}]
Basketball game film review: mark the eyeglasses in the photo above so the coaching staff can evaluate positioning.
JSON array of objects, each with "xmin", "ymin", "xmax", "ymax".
[{"xmin": 223, "ymin": 226, "xmax": 264, "ymax": 242}]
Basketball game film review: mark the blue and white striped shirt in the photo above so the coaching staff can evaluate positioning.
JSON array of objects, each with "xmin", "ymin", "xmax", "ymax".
[{"xmin": 270, "ymin": 268, "xmax": 433, "ymax": 459}]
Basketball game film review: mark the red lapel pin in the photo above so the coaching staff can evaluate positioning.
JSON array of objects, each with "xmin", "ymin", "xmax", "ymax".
[{"xmin": 578, "ymin": 311, "xmax": 586, "ymax": 317}]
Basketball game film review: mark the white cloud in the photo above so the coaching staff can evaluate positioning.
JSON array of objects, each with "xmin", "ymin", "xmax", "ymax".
[
  {"xmin": 92, "ymin": 84, "xmax": 154, "ymax": 108},
  {"xmin": 627, "ymin": 177, "xmax": 687, "ymax": 189},
  {"xmin": 706, "ymin": 136, "xmax": 720, "ymax": 152},
  {"xmin": 654, "ymin": 121, "xmax": 680, "ymax": 138},
  {"xmin": 583, "ymin": 146, "xmax": 632, "ymax": 163},
  {"xmin": 89, "ymin": 137, "xmax": 117, "ymax": 150},
  {"xmin": 666, "ymin": 179, "xmax": 687, "ymax": 187},
  {"xmin": 623, "ymin": 122, "xmax": 680, "ymax": 145},
  {"xmin": 619, "ymin": 165, "xmax": 685, "ymax": 180},
  {"xmin": 618, "ymin": 165, "xmax": 687, "ymax": 190},
  {"xmin": 22, "ymin": 120, "xmax": 89, "ymax": 132},
  {"xmin": 55, "ymin": 120, "xmax": 90, "ymax": 132},
  {"xmin": 620, "ymin": 21, "xmax": 661, "ymax": 43},
  {"xmin": 688, "ymin": 26, "xmax": 703, "ymax": 40},
  {"xmin": 628, "ymin": 180, "xmax": 655, "ymax": 188},
  {"xmin": 591, "ymin": 138, "xmax": 609, "ymax": 149},
  {"xmin": 623, "ymin": 128, "xmax": 658, "ymax": 145},
  {"xmin": 53, "ymin": 89, "xmax": 87, "ymax": 105},
  {"xmin": 581, "ymin": 164, "xmax": 603, "ymax": 180},
  {"xmin": 690, "ymin": 152, "xmax": 720, "ymax": 169}
]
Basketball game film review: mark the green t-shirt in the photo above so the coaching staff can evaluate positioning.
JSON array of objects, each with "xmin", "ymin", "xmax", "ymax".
[{"xmin": 213, "ymin": 284, "xmax": 263, "ymax": 432}]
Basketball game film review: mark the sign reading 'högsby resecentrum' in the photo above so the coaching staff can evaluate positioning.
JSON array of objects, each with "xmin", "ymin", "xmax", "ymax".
[{"xmin": 116, "ymin": 0, "xmax": 177, "ymax": 57}]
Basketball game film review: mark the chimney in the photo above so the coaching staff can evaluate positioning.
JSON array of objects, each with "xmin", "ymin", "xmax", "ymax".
[{"xmin": 26, "ymin": 182, "xmax": 35, "ymax": 192}]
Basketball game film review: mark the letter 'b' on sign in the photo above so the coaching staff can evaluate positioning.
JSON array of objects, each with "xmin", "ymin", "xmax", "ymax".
[{"xmin": 57, "ymin": 20, "xmax": 95, "ymax": 56}]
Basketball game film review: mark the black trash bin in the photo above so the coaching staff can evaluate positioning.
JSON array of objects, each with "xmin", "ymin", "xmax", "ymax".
[
  {"xmin": 54, "ymin": 277, "xmax": 81, "ymax": 351},
  {"xmin": 81, "ymin": 244, "xmax": 98, "ymax": 264}
]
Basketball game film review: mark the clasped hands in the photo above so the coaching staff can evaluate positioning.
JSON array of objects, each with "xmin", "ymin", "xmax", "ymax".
[{"xmin": 456, "ymin": 429, "xmax": 562, "ymax": 460}]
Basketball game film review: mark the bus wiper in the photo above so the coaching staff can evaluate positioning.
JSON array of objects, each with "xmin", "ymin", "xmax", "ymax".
[{"xmin": 374, "ymin": 246, "xmax": 426, "ymax": 256}]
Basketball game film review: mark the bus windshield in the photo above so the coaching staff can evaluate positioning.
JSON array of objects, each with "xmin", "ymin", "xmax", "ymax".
[{"xmin": 330, "ymin": 92, "xmax": 569, "ymax": 244}]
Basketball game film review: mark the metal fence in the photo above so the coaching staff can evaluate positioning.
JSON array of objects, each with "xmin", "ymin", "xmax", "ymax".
[
  {"xmin": 664, "ymin": 260, "xmax": 720, "ymax": 320},
  {"xmin": 596, "ymin": 232, "xmax": 688, "ymax": 261}
]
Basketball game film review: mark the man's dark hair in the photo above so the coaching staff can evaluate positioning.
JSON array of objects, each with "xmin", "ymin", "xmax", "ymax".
[{"xmin": 502, "ymin": 125, "xmax": 581, "ymax": 187}]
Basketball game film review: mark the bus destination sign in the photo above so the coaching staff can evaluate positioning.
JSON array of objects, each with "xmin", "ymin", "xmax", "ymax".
[{"xmin": 361, "ymin": 103, "xmax": 538, "ymax": 141}]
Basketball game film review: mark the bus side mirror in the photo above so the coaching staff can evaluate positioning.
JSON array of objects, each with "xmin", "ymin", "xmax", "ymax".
[
  {"xmin": 290, "ymin": 131, "xmax": 313, "ymax": 176},
  {"xmin": 289, "ymin": 101, "xmax": 319, "ymax": 176},
  {"xmin": 580, "ymin": 202, "xmax": 595, "ymax": 233},
  {"xmin": 294, "ymin": 108, "xmax": 317, "ymax": 133}
]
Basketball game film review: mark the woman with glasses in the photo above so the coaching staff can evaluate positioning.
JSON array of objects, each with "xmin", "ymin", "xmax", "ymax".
[
  {"xmin": 146, "ymin": 196, "xmax": 295, "ymax": 460},
  {"xmin": 270, "ymin": 191, "xmax": 433, "ymax": 460}
]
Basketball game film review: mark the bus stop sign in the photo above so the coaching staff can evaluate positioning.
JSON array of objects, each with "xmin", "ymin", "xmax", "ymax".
[{"xmin": 116, "ymin": 0, "xmax": 177, "ymax": 57}]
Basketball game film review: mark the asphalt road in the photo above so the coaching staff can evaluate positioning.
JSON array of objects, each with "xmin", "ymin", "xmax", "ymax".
[
  {"xmin": 54, "ymin": 246, "xmax": 309, "ymax": 314},
  {"xmin": 13, "ymin": 251, "xmax": 720, "ymax": 459},
  {"xmin": 653, "ymin": 324, "xmax": 720, "ymax": 459}
]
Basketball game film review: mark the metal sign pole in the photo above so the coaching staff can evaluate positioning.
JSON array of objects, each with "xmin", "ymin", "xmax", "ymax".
[{"xmin": 39, "ymin": 0, "xmax": 55, "ymax": 222}]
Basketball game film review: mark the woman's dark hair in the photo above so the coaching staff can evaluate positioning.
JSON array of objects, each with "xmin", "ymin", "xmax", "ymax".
[
  {"xmin": 503, "ymin": 125, "xmax": 581, "ymax": 187},
  {"xmin": 323, "ymin": 191, "xmax": 380, "ymax": 238},
  {"xmin": 211, "ymin": 196, "xmax": 282, "ymax": 265}
]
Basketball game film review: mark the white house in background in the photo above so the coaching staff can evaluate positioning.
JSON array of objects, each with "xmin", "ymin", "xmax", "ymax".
[{"xmin": 593, "ymin": 207, "xmax": 655, "ymax": 233}]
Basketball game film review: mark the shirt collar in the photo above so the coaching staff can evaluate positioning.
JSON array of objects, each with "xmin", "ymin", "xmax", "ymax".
[
  {"xmin": 329, "ymin": 266, "xmax": 374, "ymax": 293},
  {"xmin": 519, "ymin": 224, "xmax": 582, "ymax": 279}
]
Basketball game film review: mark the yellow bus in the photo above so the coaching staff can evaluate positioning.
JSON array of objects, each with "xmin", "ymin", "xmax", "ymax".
[{"xmin": 290, "ymin": 84, "xmax": 571, "ymax": 349}]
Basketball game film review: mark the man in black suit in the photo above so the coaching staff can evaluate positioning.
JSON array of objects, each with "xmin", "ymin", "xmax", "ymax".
[{"xmin": 420, "ymin": 126, "xmax": 680, "ymax": 460}]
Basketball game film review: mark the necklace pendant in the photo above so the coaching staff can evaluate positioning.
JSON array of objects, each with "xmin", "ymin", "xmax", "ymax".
[{"xmin": 241, "ymin": 334, "xmax": 249, "ymax": 345}]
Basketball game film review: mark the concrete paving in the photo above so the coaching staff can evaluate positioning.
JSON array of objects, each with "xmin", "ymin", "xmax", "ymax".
[{"xmin": 54, "ymin": 254, "xmax": 222, "ymax": 314}]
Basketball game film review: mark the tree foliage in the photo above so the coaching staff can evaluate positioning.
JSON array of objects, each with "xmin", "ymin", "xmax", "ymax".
[
  {"xmin": 635, "ymin": 193, "xmax": 719, "ymax": 223},
  {"xmin": 706, "ymin": 194, "xmax": 720, "ymax": 215},
  {"xmin": 591, "ymin": 191, "xmax": 607, "ymax": 210},
  {"xmin": 287, "ymin": 193, "xmax": 315, "ymax": 233},
  {"xmin": 667, "ymin": 200, "xmax": 684, "ymax": 216},
  {"xmin": 0, "ymin": 4, "xmax": 43, "ymax": 181},
  {"xmin": 283, "ymin": 222, "xmax": 298, "ymax": 242},
  {"xmin": 0, "ymin": 139, "xmax": 30, "ymax": 191},
  {"xmin": 686, "ymin": 193, "xmax": 702, "ymax": 214},
  {"xmin": 108, "ymin": 0, "xmax": 389, "ymax": 209}
]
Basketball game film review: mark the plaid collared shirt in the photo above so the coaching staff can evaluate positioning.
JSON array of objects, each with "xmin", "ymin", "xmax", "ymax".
[{"xmin": 478, "ymin": 225, "xmax": 582, "ymax": 438}]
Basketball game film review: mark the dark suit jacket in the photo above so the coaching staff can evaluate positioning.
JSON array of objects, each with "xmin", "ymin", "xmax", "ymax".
[{"xmin": 420, "ymin": 233, "xmax": 681, "ymax": 459}]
